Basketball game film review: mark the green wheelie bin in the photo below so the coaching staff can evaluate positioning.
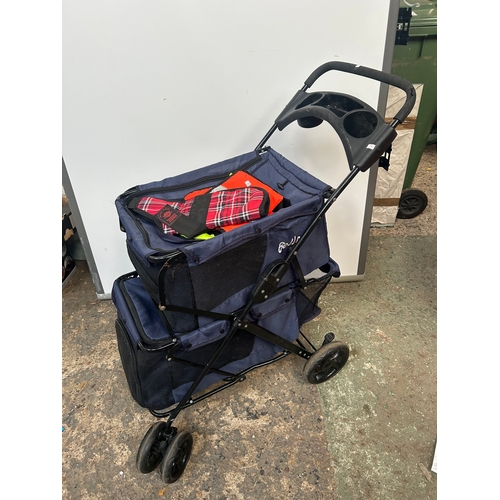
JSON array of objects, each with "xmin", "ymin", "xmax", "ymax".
[{"xmin": 392, "ymin": 0, "xmax": 437, "ymax": 218}]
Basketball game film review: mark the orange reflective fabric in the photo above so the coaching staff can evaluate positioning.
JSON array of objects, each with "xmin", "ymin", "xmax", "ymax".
[{"xmin": 183, "ymin": 171, "xmax": 284, "ymax": 233}]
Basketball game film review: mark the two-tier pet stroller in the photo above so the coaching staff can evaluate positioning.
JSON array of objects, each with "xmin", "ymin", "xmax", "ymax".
[{"xmin": 113, "ymin": 61, "xmax": 415, "ymax": 483}]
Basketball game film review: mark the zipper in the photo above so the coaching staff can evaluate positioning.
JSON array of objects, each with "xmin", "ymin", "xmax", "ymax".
[
  {"xmin": 121, "ymin": 152, "xmax": 266, "ymax": 254},
  {"xmin": 157, "ymin": 252, "xmax": 186, "ymax": 310}
]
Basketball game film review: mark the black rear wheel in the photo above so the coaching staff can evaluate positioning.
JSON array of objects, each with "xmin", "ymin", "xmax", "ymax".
[
  {"xmin": 160, "ymin": 430, "xmax": 193, "ymax": 483},
  {"xmin": 304, "ymin": 341, "xmax": 349, "ymax": 384}
]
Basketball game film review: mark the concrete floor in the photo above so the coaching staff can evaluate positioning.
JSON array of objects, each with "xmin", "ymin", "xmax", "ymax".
[{"xmin": 62, "ymin": 145, "xmax": 437, "ymax": 499}]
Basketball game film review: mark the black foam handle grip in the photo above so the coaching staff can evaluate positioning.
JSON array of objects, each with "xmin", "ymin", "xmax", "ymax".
[{"xmin": 304, "ymin": 61, "xmax": 416, "ymax": 124}]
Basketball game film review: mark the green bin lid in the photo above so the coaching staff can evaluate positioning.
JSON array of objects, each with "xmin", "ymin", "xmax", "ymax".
[{"xmin": 400, "ymin": 0, "xmax": 437, "ymax": 36}]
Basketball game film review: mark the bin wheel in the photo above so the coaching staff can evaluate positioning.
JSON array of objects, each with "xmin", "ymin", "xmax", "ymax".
[
  {"xmin": 304, "ymin": 341, "xmax": 349, "ymax": 384},
  {"xmin": 397, "ymin": 189, "xmax": 428, "ymax": 219},
  {"xmin": 136, "ymin": 421, "xmax": 169, "ymax": 474},
  {"xmin": 160, "ymin": 430, "xmax": 193, "ymax": 483}
]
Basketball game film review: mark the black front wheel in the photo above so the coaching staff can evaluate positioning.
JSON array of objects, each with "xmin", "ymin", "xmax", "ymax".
[
  {"xmin": 397, "ymin": 188, "xmax": 428, "ymax": 219},
  {"xmin": 160, "ymin": 430, "xmax": 193, "ymax": 483},
  {"xmin": 304, "ymin": 341, "xmax": 349, "ymax": 384},
  {"xmin": 136, "ymin": 421, "xmax": 169, "ymax": 474}
]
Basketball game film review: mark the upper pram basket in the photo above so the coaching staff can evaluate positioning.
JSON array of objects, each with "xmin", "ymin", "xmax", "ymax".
[{"xmin": 116, "ymin": 147, "xmax": 337, "ymax": 334}]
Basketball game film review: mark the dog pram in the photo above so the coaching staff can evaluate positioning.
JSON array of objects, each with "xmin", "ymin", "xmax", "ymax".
[{"xmin": 113, "ymin": 62, "xmax": 415, "ymax": 483}]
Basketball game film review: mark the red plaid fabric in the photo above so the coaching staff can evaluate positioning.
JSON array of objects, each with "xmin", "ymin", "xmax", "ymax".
[
  {"xmin": 136, "ymin": 196, "xmax": 195, "ymax": 235},
  {"xmin": 136, "ymin": 187, "xmax": 266, "ymax": 236},
  {"xmin": 205, "ymin": 188, "xmax": 265, "ymax": 230}
]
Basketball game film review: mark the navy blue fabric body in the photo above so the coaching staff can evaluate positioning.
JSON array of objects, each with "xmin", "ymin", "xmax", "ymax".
[
  {"xmin": 112, "ymin": 272, "xmax": 304, "ymax": 410},
  {"xmin": 116, "ymin": 148, "xmax": 335, "ymax": 334},
  {"xmin": 116, "ymin": 148, "xmax": 331, "ymax": 265}
]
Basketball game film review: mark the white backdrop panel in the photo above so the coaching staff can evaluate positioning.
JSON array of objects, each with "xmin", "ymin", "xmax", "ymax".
[{"xmin": 63, "ymin": 0, "xmax": 396, "ymax": 296}]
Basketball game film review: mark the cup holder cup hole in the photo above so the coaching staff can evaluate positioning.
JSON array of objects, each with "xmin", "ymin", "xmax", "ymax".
[{"xmin": 343, "ymin": 111, "xmax": 378, "ymax": 138}]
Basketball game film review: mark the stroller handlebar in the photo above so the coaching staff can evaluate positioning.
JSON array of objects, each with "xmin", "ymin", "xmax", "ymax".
[
  {"xmin": 304, "ymin": 61, "xmax": 416, "ymax": 124},
  {"xmin": 258, "ymin": 61, "xmax": 417, "ymax": 171}
]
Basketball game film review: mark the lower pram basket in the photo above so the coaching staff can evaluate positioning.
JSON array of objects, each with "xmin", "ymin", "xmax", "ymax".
[{"xmin": 112, "ymin": 261, "xmax": 338, "ymax": 411}]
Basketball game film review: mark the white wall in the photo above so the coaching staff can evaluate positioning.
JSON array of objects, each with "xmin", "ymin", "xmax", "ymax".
[{"xmin": 63, "ymin": 0, "xmax": 397, "ymax": 297}]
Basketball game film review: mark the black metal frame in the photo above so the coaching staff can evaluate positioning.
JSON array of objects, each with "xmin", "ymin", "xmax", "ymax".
[
  {"xmin": 146, "ymin": 308, "xmax": 325, "ymax": 420},
  {"xmin": 148, "ymin": 161, "xmax": 361, "ymax": 429},
  {"xmin": 142, "ymin": 61, "xmax": 414, "ymax": 433}
]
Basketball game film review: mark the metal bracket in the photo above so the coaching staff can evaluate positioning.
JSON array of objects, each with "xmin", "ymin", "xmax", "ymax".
[{"xmin": 251, "ymin": 260, "xmax": 289, "ymax": 303}]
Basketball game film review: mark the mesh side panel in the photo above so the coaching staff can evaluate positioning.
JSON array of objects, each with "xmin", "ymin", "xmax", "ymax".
[
  {"xmin": 190, "ymin": 234, "xmax": 267, "ymax": 312},
  {"xmin": 296, "ymin": 274, "xmax": 332, "ymax": 326},
  {"xmin": 115, "ymin": 318, "xmax": 177, "ymax": 409},
  {"xmin": 127, "ymin": 243, "xmax": 160, "ymax": 304},
  {"xmin": 115, "ymin": 319, "xmax": 144, "ymax": 406}
]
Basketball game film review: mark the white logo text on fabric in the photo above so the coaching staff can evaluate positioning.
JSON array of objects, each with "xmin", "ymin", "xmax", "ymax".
[{"xmin": 278, "ymin": 236, "xmax": 300, "ymax": 253}]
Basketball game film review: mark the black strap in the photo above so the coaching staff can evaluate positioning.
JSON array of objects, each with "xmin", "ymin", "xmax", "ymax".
[
  {"xmin": 160, "ymin": 303, "xmax": 234, "ymax": 322},
  {"xmin": 128, "ymin": 194, "xmax": 209, "ymax": 238},
  {"xmin": 155, "ymin": 204, "xmax": 208, "ymax": 238}
]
